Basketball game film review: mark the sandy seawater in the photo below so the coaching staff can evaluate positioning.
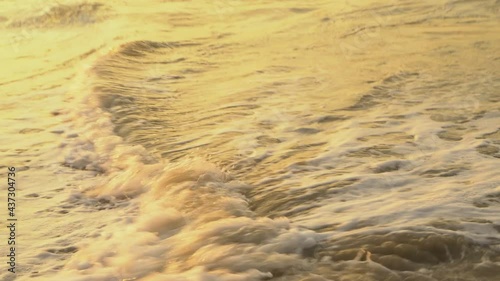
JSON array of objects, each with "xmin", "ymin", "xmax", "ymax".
[{"xmin": 0, "ymin": 0, "xmax": 499, "ymax": 280}]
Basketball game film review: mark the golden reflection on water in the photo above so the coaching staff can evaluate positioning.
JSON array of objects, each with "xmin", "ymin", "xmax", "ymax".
[{"xmin": 0, "ymin": 0, "xmax": 499, "ymax": 280}]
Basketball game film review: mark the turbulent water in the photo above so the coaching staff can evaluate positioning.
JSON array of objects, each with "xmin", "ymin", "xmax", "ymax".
[{"xmin": 1, "ymin": 0, "xmax": 499, "ymax": 280}]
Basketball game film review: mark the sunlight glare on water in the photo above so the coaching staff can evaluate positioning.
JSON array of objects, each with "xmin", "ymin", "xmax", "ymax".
[{"xmin": 0, "ymin": 0, "xmax": 499, "ymax": 280}]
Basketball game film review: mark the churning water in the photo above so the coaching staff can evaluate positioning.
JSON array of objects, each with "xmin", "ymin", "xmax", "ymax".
[{"xmin": 1, "ymin": 0, "xmax": 499, "ymax": 280}]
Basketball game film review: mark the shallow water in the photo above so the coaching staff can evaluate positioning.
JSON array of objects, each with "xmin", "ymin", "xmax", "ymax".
[{"xmin": 1, "ymin": 0, "xmax": 499, "ymax": 280}]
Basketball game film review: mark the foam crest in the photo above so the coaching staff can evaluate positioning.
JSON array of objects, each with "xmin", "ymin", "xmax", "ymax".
[{"xmin": 54, "ymin": 130, "xmax": 324, "ymax": 280}]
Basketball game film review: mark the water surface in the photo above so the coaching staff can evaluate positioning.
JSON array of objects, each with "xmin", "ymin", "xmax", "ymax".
[{"xmin": 1, "ymin": 0, "xmax": 499, "ymax": 280}]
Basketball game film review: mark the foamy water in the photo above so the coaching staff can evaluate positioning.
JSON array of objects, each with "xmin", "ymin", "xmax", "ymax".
[{"xmin": 1, "ymin": 0, "xmax": 499, "ymax": 280}]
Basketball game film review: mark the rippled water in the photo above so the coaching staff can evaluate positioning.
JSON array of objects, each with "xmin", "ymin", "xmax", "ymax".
[{"xmin": 1, "ymin": 0, "xmax": 499, "ymax": 280}]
